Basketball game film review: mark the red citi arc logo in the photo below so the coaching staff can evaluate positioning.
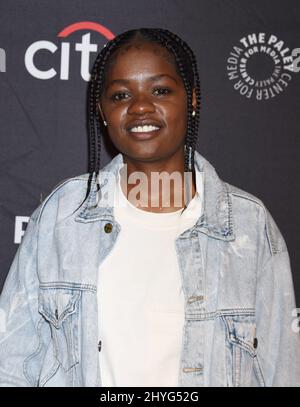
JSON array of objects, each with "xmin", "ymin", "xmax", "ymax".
[{"xmin": 24, "ymin": 21, "xmax": 115, "ymax": 81}]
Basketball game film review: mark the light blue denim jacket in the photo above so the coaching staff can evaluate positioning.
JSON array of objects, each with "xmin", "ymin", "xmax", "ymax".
[{"xmin": 0, "ymin": 150, "xmax": 299, "ymax": 387}]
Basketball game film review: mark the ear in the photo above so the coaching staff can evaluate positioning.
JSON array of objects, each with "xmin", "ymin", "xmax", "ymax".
[{"xmin": 192, "ymin": 87, "xmax": 197, "ymax": 111}]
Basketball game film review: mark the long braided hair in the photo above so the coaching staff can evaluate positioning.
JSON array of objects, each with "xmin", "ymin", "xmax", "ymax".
[{"xmin": 77, "ymin": 28, "xmax": 201, "ymax": 213}]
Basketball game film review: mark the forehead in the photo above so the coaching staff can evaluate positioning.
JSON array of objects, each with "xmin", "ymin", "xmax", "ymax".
[{"xmin": 104, "ymin": 42, "xmax": 180, "ymax": 82}]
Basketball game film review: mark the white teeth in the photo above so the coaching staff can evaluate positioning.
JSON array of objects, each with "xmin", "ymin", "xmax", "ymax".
[{"xmin": 130, "ymin": 125, "xmax": 160, "ymax": 133}]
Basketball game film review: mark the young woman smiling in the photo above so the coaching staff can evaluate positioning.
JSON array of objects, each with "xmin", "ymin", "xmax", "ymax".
[{"xmin": 0, "ymin": 28, "xmax": 299, "ymax": 387}]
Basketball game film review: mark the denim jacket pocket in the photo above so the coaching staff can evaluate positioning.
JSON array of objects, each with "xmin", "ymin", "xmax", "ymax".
[
  {"xmin": 222, "ymin": 314, "xmax": 262, "ymax": 387},
  {"xmin": 38, "ymin": 287, "xmax": 81, "ymax": 372}
]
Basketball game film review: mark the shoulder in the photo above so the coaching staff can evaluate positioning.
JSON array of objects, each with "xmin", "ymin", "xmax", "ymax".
[
  {"xmin": 225, "ymin": 181, "xmax": 287, "ymax": 256},
  {"xmin": 30, "ymin": 173, "xmax": 90, "ymax": 225},
  {"xmin": 226, "ymin": 181, "xmax": 265, "ymax": 207},
  {"xmin": 28, "ymin": 154, "xmax": 123, "ymax": 226}
]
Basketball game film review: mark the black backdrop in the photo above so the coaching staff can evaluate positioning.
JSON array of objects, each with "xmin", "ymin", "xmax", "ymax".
[{"xmin": 1, "ymin": 0, "xmax": 299, "ymax": 307}]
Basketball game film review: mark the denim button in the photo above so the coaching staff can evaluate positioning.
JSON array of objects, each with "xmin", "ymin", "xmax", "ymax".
[
  {"xmin": 253, "ymin": 337, "xmax": 258, "ymax": 349},
  {"xmin": 104, "ymin": 223, "xmax": 113, "ymax": 233}
]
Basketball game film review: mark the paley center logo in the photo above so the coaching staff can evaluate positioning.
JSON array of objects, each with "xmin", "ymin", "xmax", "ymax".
[
  {"xmin": 24, "ymin": 21, "xmax": 115, "ymax": 81},
  {"xmin": 227, "ymin": 32, "xmax": 300, "ymax": 100}
]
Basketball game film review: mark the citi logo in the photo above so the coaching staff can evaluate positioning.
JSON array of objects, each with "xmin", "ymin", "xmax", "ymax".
[{"xmin": 24, "ymin": 21, "xmax": 115, "ymax": 81}]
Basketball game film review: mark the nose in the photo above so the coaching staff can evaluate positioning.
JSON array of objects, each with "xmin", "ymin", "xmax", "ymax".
[{"xmin": 127, "ymin": 94, "xmax": 156, "ymax": 115}]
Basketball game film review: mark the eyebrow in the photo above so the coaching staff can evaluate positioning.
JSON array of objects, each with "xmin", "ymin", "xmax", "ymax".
[{"xmin": 106, "ymin": 74, "xmax": 178, "ymax": 88}]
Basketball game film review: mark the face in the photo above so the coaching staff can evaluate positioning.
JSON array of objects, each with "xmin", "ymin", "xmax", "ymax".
[{"xmin": 98, "ymin": 41, "xmax": 196, "ymax": 166}]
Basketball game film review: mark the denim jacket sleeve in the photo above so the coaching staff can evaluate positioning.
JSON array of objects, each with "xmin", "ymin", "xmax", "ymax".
[
  {"xmin": 253, "ymin": 207, "xmax": 300, "ymax": 386},
  {"xmin": 0, "ymin": 205, "xmax": 43, "ymax": 386}
]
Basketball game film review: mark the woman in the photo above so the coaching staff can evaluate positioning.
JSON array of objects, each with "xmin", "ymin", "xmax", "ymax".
[{"xmin": 0, "ymin": 28, "xmax": 299, "ymax": 387}]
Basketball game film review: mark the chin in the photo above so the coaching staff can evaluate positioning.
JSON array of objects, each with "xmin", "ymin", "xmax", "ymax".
[
  {"xmin": 124, "ymin": 150, "xmax": 165, "ymax": 164},
  {"xmin": 121, "ymin": 145, "xmax": 162, "ymax": 160}
]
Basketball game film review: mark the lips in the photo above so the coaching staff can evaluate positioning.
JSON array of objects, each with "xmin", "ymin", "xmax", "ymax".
[
  {"xmin": 126, "ymin": 119, "xmax": 163, "ymax": 131},
  {"xmin": 129, "ymin": 129, "xmax": 161, "ymax": 140}
]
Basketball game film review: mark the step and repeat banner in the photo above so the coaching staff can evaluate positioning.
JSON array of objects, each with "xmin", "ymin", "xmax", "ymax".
[{"xmin": 0, "ymin": 1, "xmax": 300, "ymax": 307}]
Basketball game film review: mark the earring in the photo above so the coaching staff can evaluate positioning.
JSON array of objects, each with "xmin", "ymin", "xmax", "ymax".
[
  {"xmin": 192, "ymin": 110, "xmax": 196, "ymax": 117},
  {"xmin": 103, "ymin": 120, "xmax": 107, "ymax": 127}
]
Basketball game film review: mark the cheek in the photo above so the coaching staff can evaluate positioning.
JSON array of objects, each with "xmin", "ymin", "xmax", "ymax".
[
  {"xmin": 109, "ymin": 107, "xmax": 126, "ymax": 130},
  {"xmin": 166, "ymin": 102, "xmax": 188, "ymax": 134}
]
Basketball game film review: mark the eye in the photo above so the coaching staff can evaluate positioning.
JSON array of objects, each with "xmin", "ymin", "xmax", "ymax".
[
  {"xmin": 111, "ymin": 92, "xmax": 129, "ymax": 101},
  {"xmin": 110, "ymin": 87, "xmax": 172, "ymax": 102},
  {"xmin": 153, "ymin": 87, "xmax": 172, "ymax": 95}
]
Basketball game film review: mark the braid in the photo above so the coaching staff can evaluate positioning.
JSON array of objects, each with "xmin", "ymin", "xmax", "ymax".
[{"xmin": 74, "ymin": 28, "xmax": 201, "ymax": 214}]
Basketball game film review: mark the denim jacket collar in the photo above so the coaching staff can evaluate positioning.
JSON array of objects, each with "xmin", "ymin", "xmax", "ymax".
[{"xmin": 74, "ymin": 150, "xmax": 235, "ymax": 241}]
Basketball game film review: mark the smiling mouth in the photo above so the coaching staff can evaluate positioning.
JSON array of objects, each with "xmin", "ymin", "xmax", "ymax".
[{"xmin": 127, "ymin": 126, "xmax": 162, "ymax": 140}]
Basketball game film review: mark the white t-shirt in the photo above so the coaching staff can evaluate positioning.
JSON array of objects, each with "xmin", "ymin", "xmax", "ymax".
[{"xmin": 97, "ymin": 164, "xmax": 204, "ymax": 387}]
